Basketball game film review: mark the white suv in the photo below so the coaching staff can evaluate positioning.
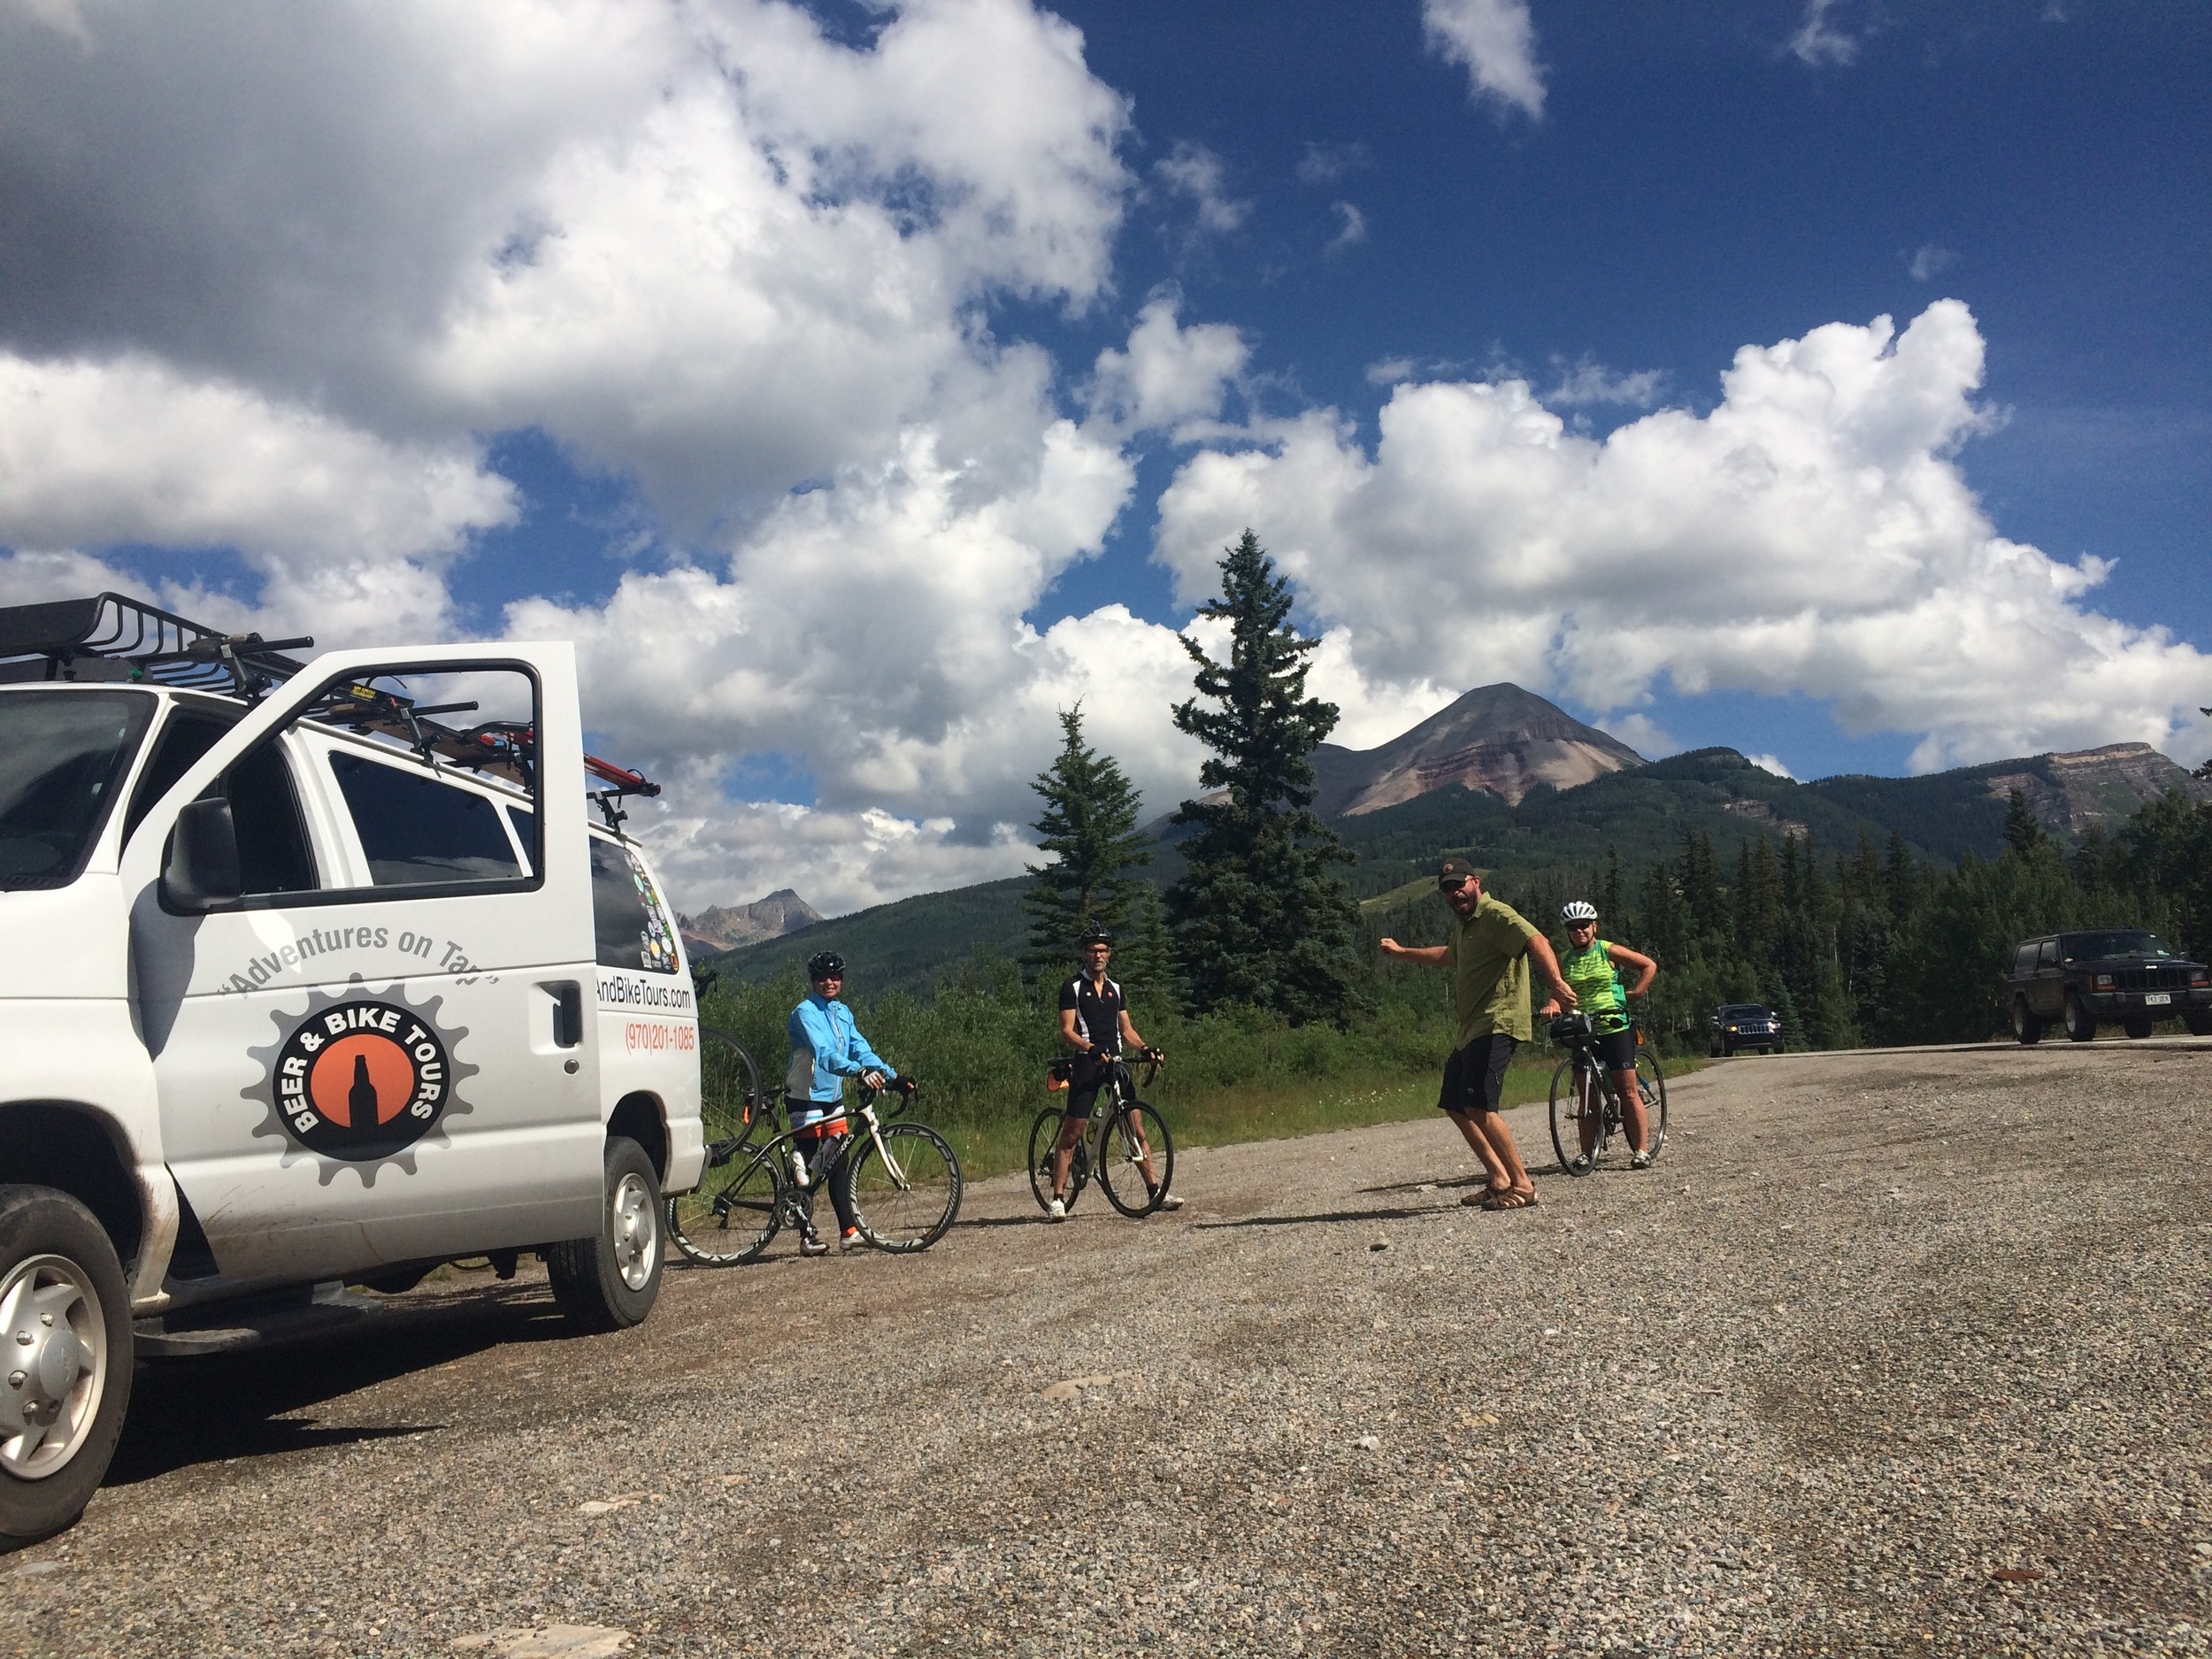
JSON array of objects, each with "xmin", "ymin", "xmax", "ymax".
[{"xmin": 0, "ymin": 594, "xmax": 703, "ymax": 1542}]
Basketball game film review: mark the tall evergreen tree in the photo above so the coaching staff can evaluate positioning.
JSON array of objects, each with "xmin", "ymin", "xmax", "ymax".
[
  {"xmin": 1021, "ymin": 707, "xmax": 1164, "ymax": 986},
  {"xmin": 1165, "ymin": 530, "xmax": 1362, "ymax": 1022}
]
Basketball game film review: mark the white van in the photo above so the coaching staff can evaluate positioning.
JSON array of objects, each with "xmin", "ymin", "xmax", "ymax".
[{"xmin": 0, "ymin": 594, "xmax": 703, "ymax": 1542}]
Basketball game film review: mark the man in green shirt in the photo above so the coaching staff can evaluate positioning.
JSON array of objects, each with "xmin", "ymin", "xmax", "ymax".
[{"xmin": 1379, "ymin": 858, "xmax": 1575, "ymax": 1210}]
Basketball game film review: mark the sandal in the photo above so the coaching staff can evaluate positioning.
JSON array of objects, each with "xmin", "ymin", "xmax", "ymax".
[
  {"xmin": 1481, "ymin": 1187, "xmax": 1540, "ymax": 1210},
  {"xmin": 1463, "ymin": 1184, "xmax": 1512, "ymax": 1208}
]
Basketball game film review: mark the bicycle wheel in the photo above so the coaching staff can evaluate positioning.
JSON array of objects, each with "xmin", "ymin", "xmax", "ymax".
[
  {"xmin": 667, "ymin": 1143, "xmax": 787, "ymax": 1265},
  {"xmin": 1095, "ymin": 1102, "xmax": 1174, "ymax": 1217},
  {"xmin": 698, "ymin": 1027, "xmax": 765, "ymax": 1146},
  {"xmin": 1548, "ymin": 1059, "xmax": 1600, "ymax": 1177},
  {"xmin": 1632, "ymin": 1051, "xmax": 1669, "ymax": 1161},
  {"xmin": 1028, "ymin": 1108, "xmax": 1087, "ymax": 1214},
  {"xmin": 849, "ymin": 1123, "xmax": 963, "ymax": 1253}
]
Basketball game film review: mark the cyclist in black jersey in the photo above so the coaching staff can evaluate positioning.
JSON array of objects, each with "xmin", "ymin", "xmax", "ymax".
[{"xmin": 1048, "ymin": 928, "xmax": 1176, "ymax": 1220}]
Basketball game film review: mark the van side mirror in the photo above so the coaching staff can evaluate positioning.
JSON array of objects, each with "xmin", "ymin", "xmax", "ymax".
[{"xmin": 162, "ymin": 796, "xmax": 242, "ymax": 912}]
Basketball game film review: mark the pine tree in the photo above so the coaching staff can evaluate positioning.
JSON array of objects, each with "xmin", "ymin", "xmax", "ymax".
[
  {"xmin": 1021, "ymin": 707, "xmax": 1158, "ymax": 982},
  {"xmin": 1165, "ymin": 530, "xmax": 1362, "ymax": 1022},
  {"xmin": 2002, "ymin": 788, "xmax": 2047, "ymax": 856}
]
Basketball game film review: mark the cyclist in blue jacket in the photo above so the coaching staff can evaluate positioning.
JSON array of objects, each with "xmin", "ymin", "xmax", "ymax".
[{"xmin": 786, "ymin": 950, "xmax": 900, "ymax": 1255}]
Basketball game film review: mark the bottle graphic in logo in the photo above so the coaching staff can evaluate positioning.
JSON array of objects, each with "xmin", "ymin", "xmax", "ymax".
[{"xmin": 348, "ymin": 1053, "xmax": 380, "ymax": 1133}]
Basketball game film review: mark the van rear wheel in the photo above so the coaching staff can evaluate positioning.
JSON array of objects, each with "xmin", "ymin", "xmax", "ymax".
[
  {"xmin": 547, "ymin": 1138, "xmax": 664, "ymax": 1333},
  {"xmin": 2011, "ymin": 997, "xmax": 2043, "ymax": 1045},
  {"xmin": 0, "ymin": 1186, "xmax": 133, "ymax": 1546}
]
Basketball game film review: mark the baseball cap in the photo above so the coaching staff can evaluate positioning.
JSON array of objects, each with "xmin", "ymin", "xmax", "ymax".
[{"xmin": 1437, "ymin": 857, "xmax": 1480, "ymax": 887}]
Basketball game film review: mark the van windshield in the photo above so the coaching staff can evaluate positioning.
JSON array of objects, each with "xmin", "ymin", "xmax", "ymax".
[{"xmin": 0, "ymin": 689, "xmax": 157, "ymax": 890}]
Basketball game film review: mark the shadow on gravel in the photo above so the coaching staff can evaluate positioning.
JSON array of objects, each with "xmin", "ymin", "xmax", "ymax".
[
  {"xmin": 1356, "ymin": 1177, "xmax": 1485, "ymax": 1195},
  {"xmin": 1195, "ymin": 1202, "xmax": 1457, "ymax": 1230},
  {"xmin": 108, "ymin": 1285, "xmax": 566, "ymax": 1486}
]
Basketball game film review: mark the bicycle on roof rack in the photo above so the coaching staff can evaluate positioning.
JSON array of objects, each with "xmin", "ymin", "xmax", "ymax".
[
  {"xmin": 665, "ymin": 1030, "xmax": 963, "ymax": 1263},
  {"xmin": 0, "ymin": 591, "xmax": 669, "ymax": 832}
]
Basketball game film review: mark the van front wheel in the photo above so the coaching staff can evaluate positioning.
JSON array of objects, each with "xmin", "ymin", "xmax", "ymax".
[
  {"xmin": 547, "ymin": 1138, "xmax": 664, "ymax": 1334},
  {"xmin": 0, "ymin": 1186, "xmax": 134, "ymax": 1547}
]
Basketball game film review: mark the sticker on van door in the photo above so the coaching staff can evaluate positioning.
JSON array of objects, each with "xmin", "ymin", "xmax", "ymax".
[{"xmin": 248, "ymin": 981, "xmax": 479, "ymax": 1177}]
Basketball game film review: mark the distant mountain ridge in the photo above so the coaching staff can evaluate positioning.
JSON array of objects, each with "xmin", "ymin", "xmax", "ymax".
[
  {"xmin": 678, "ymin": 887, "xmax": 822, "ymax": 956},
  {"xmin": 698, "ymin": 683, "xmax": 2210, "ymax": 996},
  {"xmin": 1313, "ymin": 682, "xmax": 1645, "ymax": 815},
  {"xmin": 1804, "ymin": 741, "xmax": 2209, "ymax": 864}
]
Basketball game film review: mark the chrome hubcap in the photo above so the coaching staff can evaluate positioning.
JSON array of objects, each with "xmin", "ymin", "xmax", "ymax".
[
  {"xmin": 0, "ymin": 1255, "xmax": 106, "ymax": 1480},
  {"xmin": 611, "ymin": 1172, "xmax": 657, "ymax": 1291}
]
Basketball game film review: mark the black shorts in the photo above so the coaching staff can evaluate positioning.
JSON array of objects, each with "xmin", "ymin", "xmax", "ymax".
[
  {"xmin": 1590, "ymin": 1026, "xmax": 1638, "ymax": 1071},
  {"xmin": 1439, "ymin": 1033, "xmax": 1517, "ymax": 1117},
  {"xmin": 1064, "ymin": 1057, "xmax": 1117, "ymax": 1118}
]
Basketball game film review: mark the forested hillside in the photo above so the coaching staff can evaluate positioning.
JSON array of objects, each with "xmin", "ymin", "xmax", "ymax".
[{"xmin": 703, "ymin": 744, "xmax": 2212, "ymax": 1046}]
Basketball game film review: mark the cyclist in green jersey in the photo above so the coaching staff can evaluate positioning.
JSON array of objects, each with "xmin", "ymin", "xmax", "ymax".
[{"xmin": 1556, "ymin": 900, "xmax": 1660, "ymax": 1168}]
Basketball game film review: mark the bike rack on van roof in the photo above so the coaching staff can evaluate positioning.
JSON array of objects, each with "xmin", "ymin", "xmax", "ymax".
[
  {"xmin": 0, "ymin": 591, "xmax": 664, "ymax": 818},
  {"xmin": 0, "ymin": 591, "xmax": 311, "ymax": 697}
]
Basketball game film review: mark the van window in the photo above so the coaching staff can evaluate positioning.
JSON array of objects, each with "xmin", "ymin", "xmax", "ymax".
[
  {"xmin": 124, "ymin": 707, "xmax": 234, "ymax": 844},
  {"xmin": 233, "ymin": 743, "xmax": 319, "ymax": 895},
  {"xmin": 590, "ymin": 838, "xmax": 680, "ymax": 973},
  {"xmin": 330, "ymin": 751, "xmax": 521, "ymax": 886},
  {"xmin": 2014, "ymin": 943, "xmax": 2040, "ymax": 976},
  {"xmin": 0, "ymin": 689, "xmax": 156, "ymax": 889},
  {"xmin": 2037, "ymin": 940, "xmax": 2060, "ymax": 967}
]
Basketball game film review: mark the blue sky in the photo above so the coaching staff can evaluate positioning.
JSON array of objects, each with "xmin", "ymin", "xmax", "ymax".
[{"xmin": 0, "ymin": 0, "xmax": 2205, "ymax": 906}]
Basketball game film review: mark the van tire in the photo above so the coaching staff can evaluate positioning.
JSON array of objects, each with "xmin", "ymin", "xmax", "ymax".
[
  {"xmin": 0, "ymin": 1186, "xmax": 134, "ymax": 1548},
  {"xmin": 546, "ymin": 1138, "xmax": 664, "ymax": 1334}
]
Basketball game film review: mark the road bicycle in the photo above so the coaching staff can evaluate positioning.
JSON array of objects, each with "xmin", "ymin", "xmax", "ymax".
[
  {"xmin": 1025, "ymin": 1051, "xmax": 1175, "ymax": 1218},
  {"xmin": 1546, "ymin": 1010, "xmax": 1668, "ymax": 1176},
  {"xmin": 665, "ymin": 1029, "xmax": 962, "ymax": 1263}
]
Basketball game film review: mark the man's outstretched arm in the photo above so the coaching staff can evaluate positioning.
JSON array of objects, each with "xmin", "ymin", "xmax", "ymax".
[{"xmin": 1379, "ymin": 938, "xmax": 1450, "ymax": 967}]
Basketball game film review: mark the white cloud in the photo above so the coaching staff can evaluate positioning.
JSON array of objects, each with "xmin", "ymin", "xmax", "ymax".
[
  {"xmin": 0, "ymin": 0, "xmax": 1133, "ymax": 539},
  {"xmin": 1325, "ymin": 201, "xmax": 1369, "ymax": 257},
  {"xmin": 1746, "ymin": 753, "xmax": 1796, "ymax": 780},
  {"xmin": 1908, "ymin": 243, "xmax": 1959, "ymax": 281},
  {"xmin": 0, "ymin": 354, "xmax": 515, "ymax": 640},
  {"xmin": 1154, "ymin": 301, "xmax": 2212, "ymax": 773},
  {"xmin": 1788, "ymin": 0, "xmax": 1861, "ymax": 66},
  {"xmin": 1546, "ymin": 357, "xmax": 1664, "ymax": 409},
  {"xmin": 1595, "ymin": 712, "xmax": 1674, "ymax": 758},
  {"xmin": 1084, "ymin": 296, "xmax": 1249, "ymax": 438},
  {"xmin": 1422, "ymin": 0, "xmax": 1547, "ymax": 119},
  {"xmin": 1155, "ymin": 142, "xmax": 1250, "ymax": 236},
  {"xmin": 1294, "ymin": 142, "xmax": 1373, "ymax": 188}
]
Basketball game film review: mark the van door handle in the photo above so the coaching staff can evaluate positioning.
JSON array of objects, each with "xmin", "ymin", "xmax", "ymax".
[{"xmin": 547, "ymin": 982, "xmax": 584, "ymax": 1048}]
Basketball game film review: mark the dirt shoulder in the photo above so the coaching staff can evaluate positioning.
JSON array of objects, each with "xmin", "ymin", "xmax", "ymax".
[{"xmin": 12, "ymin": 1041, "xmax": 2211, "ymax": 1656}]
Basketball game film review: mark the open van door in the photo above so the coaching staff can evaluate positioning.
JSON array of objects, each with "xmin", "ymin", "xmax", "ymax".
[{"xmin": 119, "ymin": 644, "xmax": 603, "ymax": 1284}]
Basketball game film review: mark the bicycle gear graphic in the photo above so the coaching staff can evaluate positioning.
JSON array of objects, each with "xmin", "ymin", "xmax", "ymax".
[{"xmin": 245, "ymin": 977, "xmax": 480, "ymax": 1187}]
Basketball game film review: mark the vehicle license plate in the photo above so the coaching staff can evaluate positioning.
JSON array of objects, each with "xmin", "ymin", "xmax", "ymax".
[{"xmin": 2144, "ymin": 992, "xmax": 2171, "ymax": 1007}]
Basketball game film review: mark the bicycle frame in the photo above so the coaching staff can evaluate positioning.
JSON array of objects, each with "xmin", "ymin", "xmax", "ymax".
[{"xmin": 703, "ymin": 1084, "xmax": 920, "ymax": 1213}]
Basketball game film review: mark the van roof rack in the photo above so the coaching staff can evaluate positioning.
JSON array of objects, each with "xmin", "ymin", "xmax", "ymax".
[
  {"xmin": 0, "ymin": 590, "xmax": 664, "ymax": 811},
  {"xmin": 0, "ymin": 591, "xmax": 311, "ymax": 698}
]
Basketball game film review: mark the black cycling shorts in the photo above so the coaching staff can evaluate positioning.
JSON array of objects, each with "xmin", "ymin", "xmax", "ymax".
[
  {"xmin": 1439, "ymin": 1033, "xmax": 1517, "ymax": 1117},
  {"xmin": 1063, "ymin": 1056, "xmax": 1117, "ymax": 1118},
  {"xmin": 1590, "ymin": 1025, "xmax": 1638, "ymax": 1071}
]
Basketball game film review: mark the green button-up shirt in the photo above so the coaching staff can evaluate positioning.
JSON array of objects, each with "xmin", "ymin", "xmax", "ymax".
[{"xmin": 1441, "ymin": 894, "xmax": 1541, "ymax": 1046}]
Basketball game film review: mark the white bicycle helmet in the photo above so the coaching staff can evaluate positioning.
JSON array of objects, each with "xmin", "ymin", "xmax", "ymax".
[{"xmin": 1561, "ymin": 900, "xmax": 1599, "ymax": 924}]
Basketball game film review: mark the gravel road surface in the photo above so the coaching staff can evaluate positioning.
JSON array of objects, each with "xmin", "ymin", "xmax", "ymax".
[{"xmin": 6, "ymin": 1041, "xmax": 2209, "ymax": 1657}]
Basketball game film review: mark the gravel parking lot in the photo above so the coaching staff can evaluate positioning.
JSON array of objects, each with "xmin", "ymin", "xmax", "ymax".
[{"xmin": 5, "ymin": 1041, "xmax": 2209, "ymax": 1657}]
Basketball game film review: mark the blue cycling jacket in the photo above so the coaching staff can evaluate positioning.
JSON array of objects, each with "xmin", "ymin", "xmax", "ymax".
[{"xmin": 785, "ymin": 994, "xmax": 895, "ymax": 1125}]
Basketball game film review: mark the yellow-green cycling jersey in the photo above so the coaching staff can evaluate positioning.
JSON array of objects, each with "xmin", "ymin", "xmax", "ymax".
[{"xmin": 1560, "ymin": 938, "xmax": 1632, "ymax": 1034}]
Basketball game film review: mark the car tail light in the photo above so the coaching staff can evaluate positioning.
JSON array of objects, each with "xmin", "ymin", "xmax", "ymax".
[
  {"xmin": 2193, "ymin": 970, "xmax": 2209, "ymax": 987},
  {"xmin": 2093, "ymin": 972, "xmax": 2115, "ymax": 989}
]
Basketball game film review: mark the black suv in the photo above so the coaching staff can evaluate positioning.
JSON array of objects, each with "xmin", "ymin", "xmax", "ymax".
[
  {"xmin": 1709, "ymin": 1003, "xmax": 1781, "ymax": 1056},
  {"xmin": 2008, "ymin": 930, "xmax": 2212, "ymax": 1043}
]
